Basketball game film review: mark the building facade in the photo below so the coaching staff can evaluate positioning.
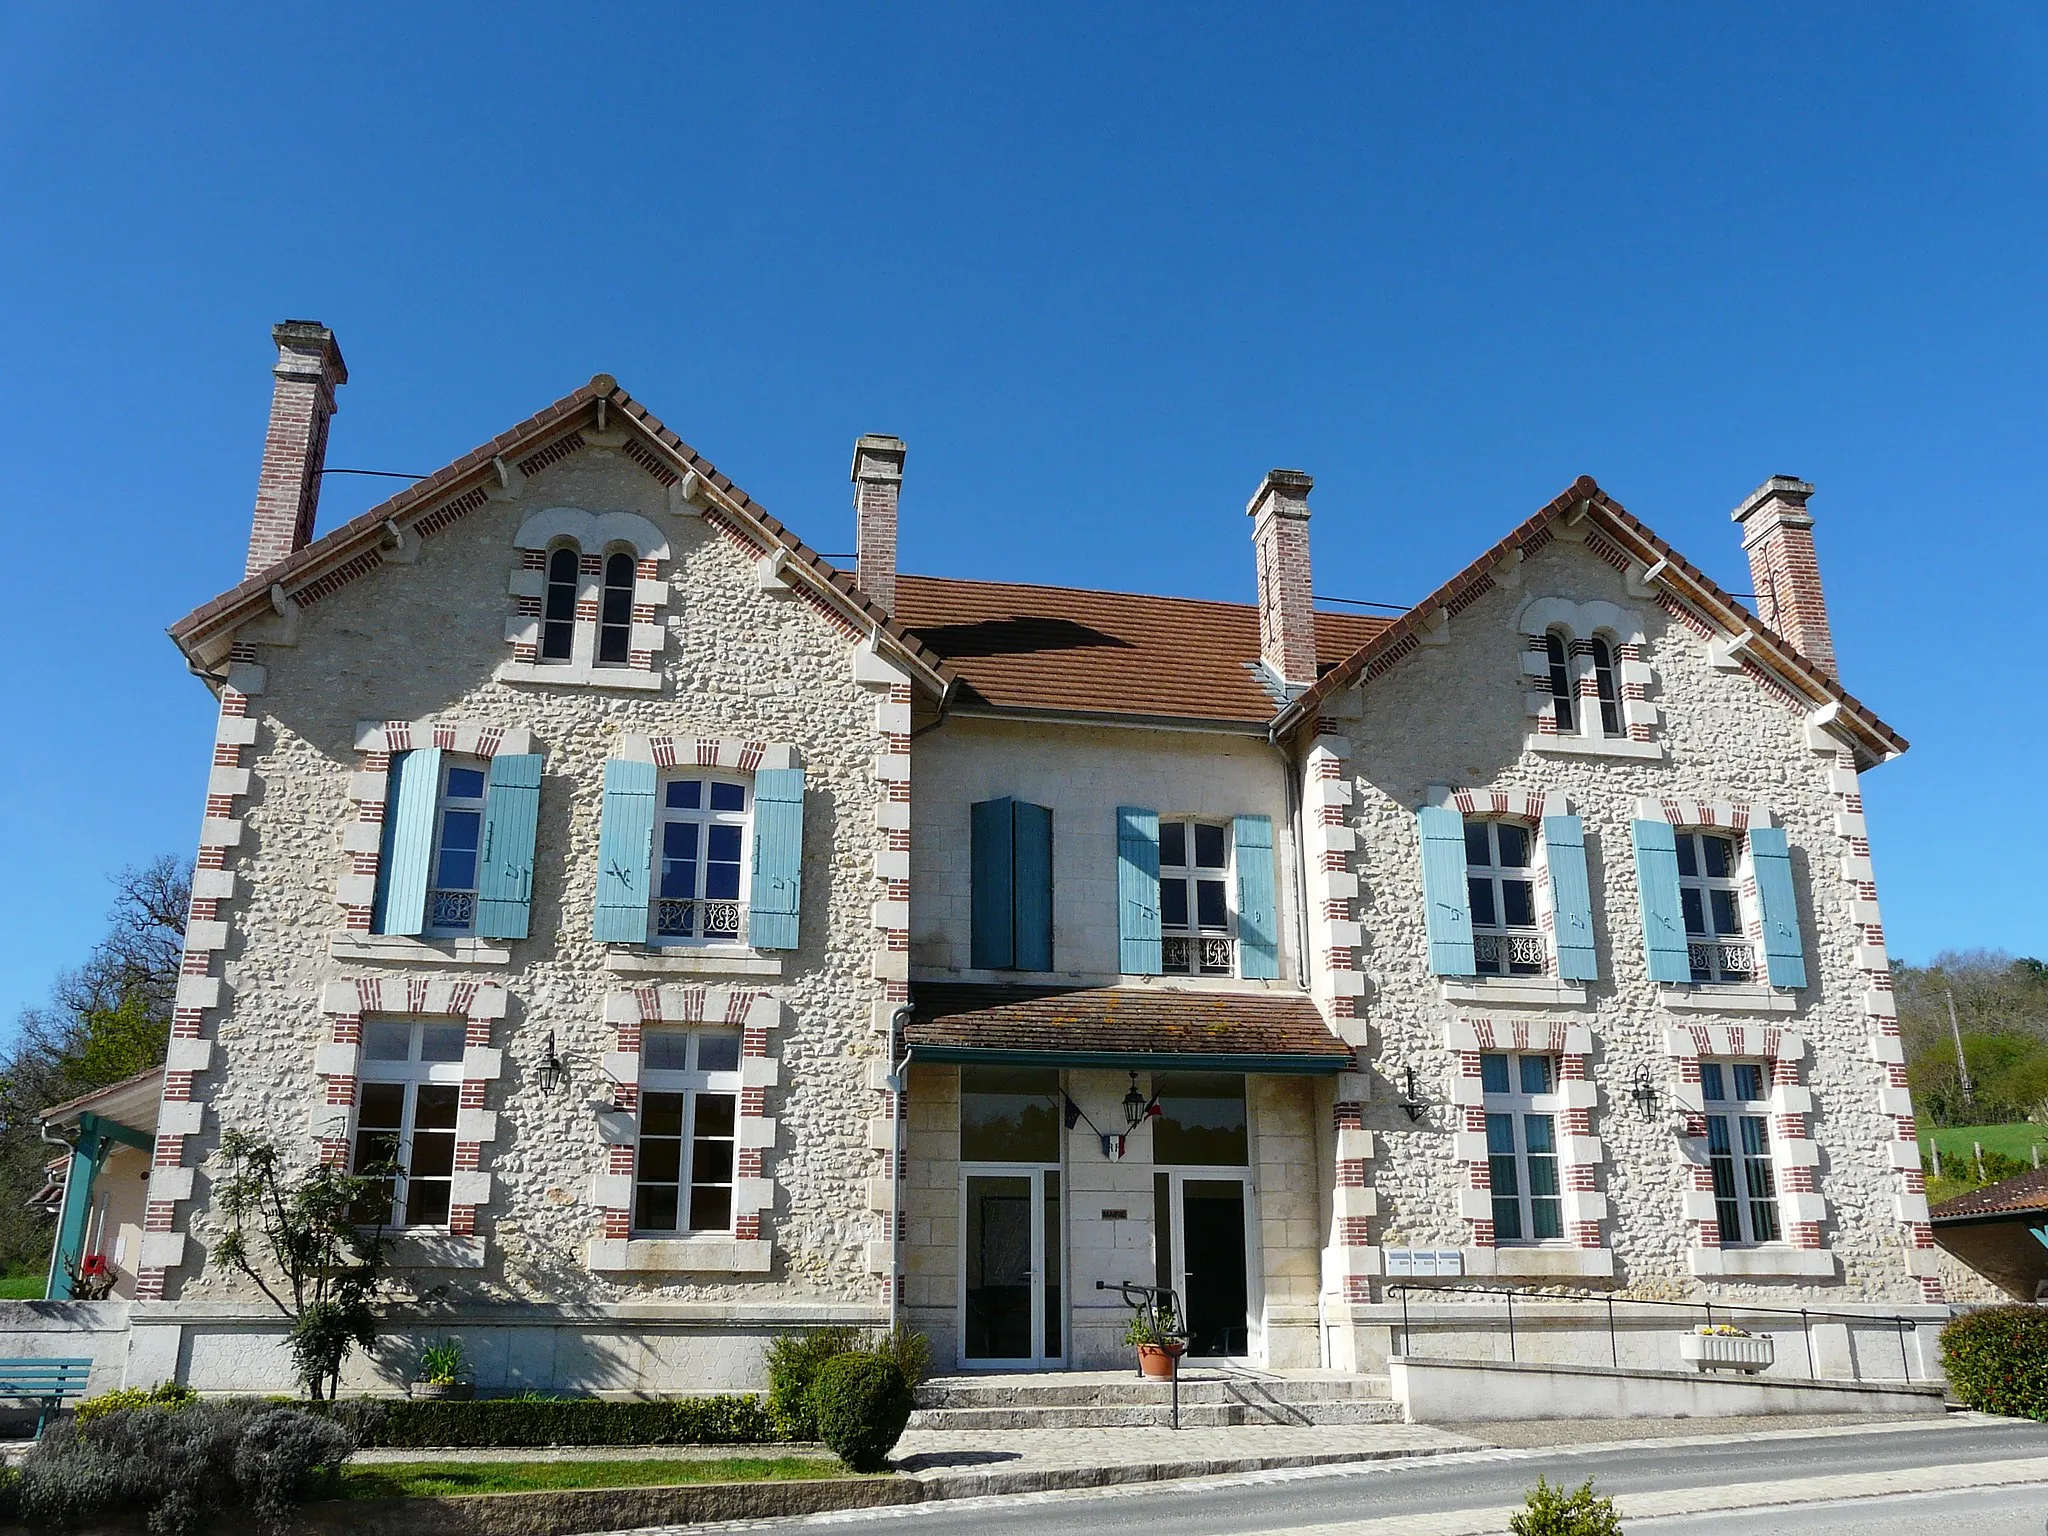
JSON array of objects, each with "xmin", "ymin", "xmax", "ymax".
[{"xmin": 35, "ymin": 323, "xmax": 1953, "ymax": 1392}]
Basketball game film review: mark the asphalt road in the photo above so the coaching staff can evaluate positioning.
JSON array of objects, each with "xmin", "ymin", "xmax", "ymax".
[
  {"xmin": 709, "ymin": 1419, "xmax": 2048, "ymax": 1536},
  {"xmin": 1635, "ymin": 1482, "xmax": 2048, "ymax": 1533}
]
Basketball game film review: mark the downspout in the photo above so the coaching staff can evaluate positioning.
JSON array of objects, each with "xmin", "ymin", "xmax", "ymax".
[{"xmin": 886, "ymin": 1005, "xmax": 914, "ymax": 1338}]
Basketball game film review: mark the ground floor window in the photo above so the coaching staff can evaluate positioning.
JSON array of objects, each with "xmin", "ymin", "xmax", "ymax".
[
  {"xmin": 1702, "ymin": 1060, "xmax": 1779, "ymax": 1244},
  {"xmin": 352, "ymin": 1019, "xmax": 466, "ymax": 1227},
  {"xmin": 1482, "ymin": 1051, "xmax": 1562, "ymax": 1243},
  {"xmin": 633, "ymin": 1027, "xmax": 742, "ymax": 1234}
]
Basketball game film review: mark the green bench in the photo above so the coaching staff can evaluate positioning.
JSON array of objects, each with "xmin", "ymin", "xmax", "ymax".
[{"xmin": 0, "ymin": 1358, "xmax": 93, "ymax": 1437}]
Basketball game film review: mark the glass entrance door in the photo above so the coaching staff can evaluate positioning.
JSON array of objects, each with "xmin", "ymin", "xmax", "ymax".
[
  {"xmin": 961, "ymin": 1168, "xmax": 1063, "ymax": 1367},
  {"xmin": 1155, "ymin": 1171, "xmax": 1251, "ymax": 1358}
]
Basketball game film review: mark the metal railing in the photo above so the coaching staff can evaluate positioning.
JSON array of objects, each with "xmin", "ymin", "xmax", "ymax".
[
  {"xmin": 1162, "ymin": 934, "xmax": 1235, "ymax": 976},
  {"xmin": 427, "ymin": 890, "xmax": 476, "ymax": 930},
  {"xmin": 655, "ymin": 898, "xmax": 745, "ymax": 942},
  {"xmin": 1384, "ymin": 1282, "xmax": 1932, "ymax": 1383},
  {"xmin": 1689, "ymin": 938, "xmax": 1758, "ymax": 983},
  {"xmin": 1474, "ymin": 932, "xmax": 1547, "ymax": 975}
]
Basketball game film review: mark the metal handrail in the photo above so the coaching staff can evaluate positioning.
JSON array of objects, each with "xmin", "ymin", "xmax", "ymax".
[{"xmin": 1383, "ymin": 1282, "xmax": 1934, "ymax": 1382}]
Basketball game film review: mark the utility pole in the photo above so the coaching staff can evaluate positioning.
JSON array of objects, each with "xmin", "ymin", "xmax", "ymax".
[{"xmin": 1948, "ymin": 989, "xmax": 1975, "ymax": 1112}]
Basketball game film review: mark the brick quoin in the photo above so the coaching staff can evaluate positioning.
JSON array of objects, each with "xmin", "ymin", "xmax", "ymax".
[
  {"xmin": 1247, "ymin": 469, "xmax": 1317, "ymax": 689},
  {"xmin": 851, "ymin": 434, "xmax": 905, "ymax": 616},
  {"xmin": 1732, "ymin": 475, "xmax": 1837, "ymax": 678},
  {"xmin": 245, "ymin": 322, "xmax": 347, "ymax": 578}
]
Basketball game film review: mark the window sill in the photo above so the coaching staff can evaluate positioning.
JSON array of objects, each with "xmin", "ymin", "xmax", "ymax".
[
  {"xmin": 383, "ymin": 1232, "xmax": 487, "ymax": 1269},
  {"xmin": 603, "ymin": 947, "xmax": 785, "ymax": 978},
  {"xmin": 1487, "ymin": 1246, "xmax": 1615, "ymax": 1279},
  {"xmin": 497, "ymin": 661, "xmax": 663, "ymax": 691},
  {"xmin": 1660, "ymin": 984, "xmax": 1796, "ymax": 1014},
  {"xmin": 1440, "ymin": 978, "xmax": 1591, "ymax": 1009},
  {"xmin": 1525, "ymin": 733, "xmax": 1665, "ymax": 761},
  {"xmin": 587, "ymin": 1236, "xmax": 772, "ymax": 1274},
  {"xmin": 1688, "ymin": 1246, "xmax": 1834, "ymax": 1279},
  {"xmin": 331, "ymin": 934, "xmax": 512, "ymax": 966}
]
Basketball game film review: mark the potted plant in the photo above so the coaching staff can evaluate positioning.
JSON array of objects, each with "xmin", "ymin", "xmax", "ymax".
[
  {"xmin": 1125, "ymin": 1300, "xmax": 1186, "ymax": 1379},
  {"xmin": 412, "ymin": 1338, "xmax": 473, "ymax": 1400},
  {"xmin": 1677, "ymin": 1323, "xmax": 1773, "ymax": 1374}
]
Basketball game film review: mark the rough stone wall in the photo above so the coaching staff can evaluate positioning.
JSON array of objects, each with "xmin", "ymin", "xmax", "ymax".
[
  {"xmin": 1341, "ymin": 528, "xmax": 1923, "ymax": 1304},
  {"xmin": 168, "ymin": 445, "xmax": 887, "ymax": 1312}
]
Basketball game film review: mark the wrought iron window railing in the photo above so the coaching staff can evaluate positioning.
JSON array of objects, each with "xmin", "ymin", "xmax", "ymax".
[
  {"xmin": 1162, "ymin": 933, "xmax": 1236, "ymax": 977},
  {"xmin": 1474, "ymin": 931, "xmax": 1547, "ymax": 976},
  {"xmin": 1689, "ymin": 938, "xmax": 1758, "ymax": 984},
  {"xmin": 655, "ymin": 898, "xmax": 746, "ymax": 943},
  {"xmin": 427, "ymin": 890, "xmax": 476, "ymax": 932}
]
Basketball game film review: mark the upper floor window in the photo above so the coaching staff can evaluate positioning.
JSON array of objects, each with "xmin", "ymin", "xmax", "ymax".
[
  {"xmin": 1160, "ymin": 819, "xmax": 1233, "ymax": 976},
  {"xmin": 1520, "ymin": 598, "xmax": 1657, "ymax": 761},
  {"xmin": 634, "ymin": 1027, "xmax": 743, "ymax": 1235},
  {"xmin": 1676, "ymin": 831, "xmax": 1752, "ymax": 983},
  {"xmin": 970, "ymin": 798, "xmax": 1054, "ymax": 972},
  {"xmin": 352, "ymin": 1019, "xmax": 466, "ymax": 1228},
  {"xmin": 1544, "ymin": 631, "xmax": 1574, "ymax": 734},
  {"xmin": 425, "ymin": 760, "xmax": 488, "ymax": 937},
  {"xmin": 541, "ymin": 545, "xmax": 578, "ymax": 663},
  {"xmin": 1481, "ymin": 1051, "xmax": 1562, "ymax": 1244},
  {"xmin": 371, "ymin": 744, "xmax": 545, "ymax": 944},
  {"xmin": 655, "ymin": 777, "xmax": 749, "ymax": 945},
  {"xmin": 1589, "ymin": 637, "xmax": 1622, "ymax": 738},
  {"xmin": 1700, "ymin": 1060, "xmax": 1779, "ymax": 1244},
  {"xmin": 598, "ymin": 552, "xmax": 635, "ymax": 667},
  {"xmin": 1464, "ymin": 820, "xmax": 1542, "ymax": 977}
]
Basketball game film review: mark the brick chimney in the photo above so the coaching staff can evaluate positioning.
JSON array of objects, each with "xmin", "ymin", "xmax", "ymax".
[
  {"xmin": 1248, "ymin": 469, "xmax": 1317, "ymax": 690},
  {"xmin": 1732, "ymin": 475, "xmax": 1836, "ymax": 679},
  {"xmin": 850, "ymin": 434, "xmax": 905, "ymax": 616},
  {"xmin": 245, "ymin": 321, "xmax": 347, "ymax": 578}
]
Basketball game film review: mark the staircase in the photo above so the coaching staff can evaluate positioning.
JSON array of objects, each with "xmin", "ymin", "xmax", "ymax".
[{"xmin": 910, "ymin": 1370, "xmax": 1400, "ymax": 1430}]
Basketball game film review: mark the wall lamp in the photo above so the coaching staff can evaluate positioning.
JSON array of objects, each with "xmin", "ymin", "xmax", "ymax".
[
  {"xmin": 1060, "ymin": 1074, "xmax": 1160, "ymax": 1159},
  {"xmin": 1394, "ymin": 1067, "xmax": 1429, "ymax": 1124},
  {"xmin": 533, "ymin": 1030, "xmax": 628, "ymax": 1111}
]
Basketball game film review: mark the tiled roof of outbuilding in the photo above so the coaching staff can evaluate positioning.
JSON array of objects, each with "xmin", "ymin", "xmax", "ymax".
[
  {"xmin": 906, "ymin": 983, "xmax": 1353, "ymax": 1070},
  {"xmin": 1930, "ymin": 1169, "xmax": 2048, "ymax": 1222}
]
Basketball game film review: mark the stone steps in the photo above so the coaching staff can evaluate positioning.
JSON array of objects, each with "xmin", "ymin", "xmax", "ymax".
[{"xmin": 908, "ymin": 1372, "xmax": 1399, "ymax": 1430}]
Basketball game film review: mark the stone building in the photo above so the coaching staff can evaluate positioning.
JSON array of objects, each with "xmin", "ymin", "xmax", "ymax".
[{"xmin": 37, "ymin": 322, "xmax": 1946, "ymax": 1391}]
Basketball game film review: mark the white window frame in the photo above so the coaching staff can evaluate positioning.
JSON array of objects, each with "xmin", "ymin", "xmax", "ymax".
[
  {"xmin": 1465, "ymin": 819, "xmax": 1545, "ymax": 978},
  {"xmin": 651, "ymin": 774, "xmax": 753, "ymax": 946},
  {"xmin": 1700, "ymin": 1059, "xmax": 1781, "ymax": 1246},
  {"xmin": 1587, "ymin": 636, "xmax": 1622, "ymax": 739},
  {"xmin": 1481, "ymin": 1051, "xmax": 1565, "ymax": 1246},
  {"xmin": 538, "ymin": 541, "xmax": 582, "ymax": 666},
  {"xmin": 594, "ymin": 546, "xmax": 638, "ymax": 670},
  {"xmin": 423, "ymin": 757, "xmax": 490, "ymax": 939},
  {"xmin": 1675, "ymin": 829, "xmax": 1755, "ymax": 984},
  {"xmin": 1158, "ymin": 817, "xmax": 1236, "ymax": 977},
  {"xmin": 353, "ymin": 1018, "xmax": 468, "ymax": 1230},
  {"xmin": 1544, "ymin": 630, "xmax": 1575, "ymax": 735},
  {"xmin": 633, "ymin": 1027, "xmax": 744, "ymax": 1236}
]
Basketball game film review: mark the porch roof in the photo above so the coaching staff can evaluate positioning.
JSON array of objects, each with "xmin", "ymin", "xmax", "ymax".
[{"xmin": 905, "ymin": 983, "xmax": 1353, "ymax": 1074}]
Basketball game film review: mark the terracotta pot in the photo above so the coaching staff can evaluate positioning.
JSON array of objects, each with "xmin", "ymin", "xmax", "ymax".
[{"xmin": 1136, "ymin": 1342, "xmax": 1185, "ymax": 1379}]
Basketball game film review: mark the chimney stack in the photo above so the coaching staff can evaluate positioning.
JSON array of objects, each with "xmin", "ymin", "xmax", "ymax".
[
  {"xmin": 851, "ymin": 434, "xmax": 906, "ymax": 616},
  {"xmin": 246, "ymin": 321, "xmax": 347, "ymax": 578},
  {"xmin": 1248, "ymin": 469, "xmax": 1318, "ymax": 690},
  {"xmin": 1732, "ymin": 475, "xmax": 1836, "ymax": 679}
]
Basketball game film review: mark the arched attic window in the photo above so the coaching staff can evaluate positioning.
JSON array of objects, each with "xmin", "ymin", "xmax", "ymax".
[
  {"xmin": 1544, "ymin": 630, "xmax": 1574, "ymax": 734},
  {"xmin": 542, "ymin": 545, "xmax": 579, "ymax": 663},
  {"xmin": 598, "ymin": 551, "xmax": 636, "ymax": 667},
  {"xmin": 1589, "ymin": 636, "xmax": 1622, "ymax": 738}
]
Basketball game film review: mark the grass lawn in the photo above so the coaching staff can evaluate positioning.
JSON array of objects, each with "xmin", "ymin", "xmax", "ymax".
[
  {"xmin": 1926, "ymin": 1122, "xmax": 2047, "ymax": 1166},
  {"xmin": 0, "ymin": 1273, "xmax": 44, "ymax": 1300},
  {"xmin": 331, "ymin": 1456, "xmax": 855, "ymax": 1499}
]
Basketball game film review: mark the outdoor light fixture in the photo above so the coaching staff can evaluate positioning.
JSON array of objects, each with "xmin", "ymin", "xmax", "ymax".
[
  {"xmin": 536, "ymin": 1031, "xmax": 567, "ymax": 1096},
  {"xmin": 1630, "ymin": 1074, "xmax": 1662, "ymax": 1120},
  {"xmin": 1395, "ymin": 1067, "xmax": 1428, "ymax": 1124},
  {"xmin": 1123, "ymin": 1073, "xmax": 1149, "ymax": 1130}
]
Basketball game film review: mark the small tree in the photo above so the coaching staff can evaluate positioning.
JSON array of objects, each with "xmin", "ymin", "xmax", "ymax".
[
  {"xmin": 212, "ymin": 1129, "xmax": 394, "ymax": 1400},
  {"xmin": 1510, "ymin": 1475, "xmax": 1623, "ymax": 1536}
]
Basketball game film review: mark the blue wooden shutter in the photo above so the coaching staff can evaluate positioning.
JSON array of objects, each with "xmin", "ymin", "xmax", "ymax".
[
  {"xmin": 1233, "ymin": 814, "xmax": 1280, "ymax": 979},
  {"xmin": 1630, "ymin": 819, "xmax": 1693, "ymax": 983},
  {"xmin": 475, "ymin": 753, "xmax": 542, "ymax": 940},
  {"xmin": 1116, "ymin": 806, "xmax": 1162, "ymax": 975},
  {"xmin": 970, "ymin": 797, "xmax": 1016, "ymax": 969},
  {"xmin": 1543, "ymin": 814, "xmax": 1598, "ymax": 982},
  {"xmin": 593, "ymin": 759, "xmax": 657, "ymax": 943},
  {"xmin": 749, "ymin": 766, "xmax": 806, "ymax": 950},
  {"xmin": 376, "ymin": 746, "xmax": 440, "ymax": 937},
  {"xmin": 1013, "ymin": 801, "xmax": 1054, "ymax": 972},
  {"xmin": 1747, "ymin": 826, "xmax": 1808, "ymax": 988},
  {"xmin": 1418, "ymin": 804, "xmax": 1475, "ymax": 976}
]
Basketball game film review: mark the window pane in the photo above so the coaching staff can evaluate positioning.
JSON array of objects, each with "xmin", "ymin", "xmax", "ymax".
[
  {"xmin": 1523, "ymin": 1114, "xmax": 1556, "ymax": 1156},
  {"xmin": 1739, "ymin": 1114, "xmax": 1769, "ymax": 1157},
  {"xmin": 666, "ymin": 780, "xmax": 702, "ymax": 810},
  {"xmin": 438, "ymin": 808, "xmax": 482, "ymax": 849},
  {"xmin": 1493, "ymin": 1196, "xmax": 1523, "ymax": 1242},
  {"xmin": 690, "ymin": 1137, "xmax": 734, "ymax": 1184},
  {"xmin": 639, "ymin": 1134, "xmax": 683, "ymax": 1186},
  {"xmin": 643, "ymin": 1030, "xmax": 690, "ymax": 1072},
  {"xmin": 1710, "ymin": 889, "xmax": 1740, "ymax": 937},
  {"xmin": 1700, "ymin": 1064, "xmax": 1726, "ymax": 1102},
  {"xmin": 1160, "ymin": 879, "xmax": 1189, "ymax": 930},
  {"xmin": 694, "ymin": 1094, "xmax": 737, "ymax": 1138},
  {"xmin": 960, "ymin": 1067, "xmax": 1060, "ymax": 1160},
  {"xmin": 1194, "ymin": 878, "xmax": 1228, "ymax": 930},
  {"xmin": 1734, "ymin": 1064, "xmax": 1766, "ymax": 1102},
  {"xmin": 1674, "ymin": 835, "xmax": 1698, "ymax": 878},
  {"xmin": 659, "ymin": 822, "xmax": 699, "ymax": 899},
  {"xmin": 548, "ymin": 548, "xmax": 578, "ymax": 581},
  {"xmin": 446, "ymin": 767, "xmax": 486, "ymax": 800},
  {"xmin": 1680, "ymin": 887, "xmax": 1706, "ymax": 936},
  {"xmin": 1468, "ymin": 878, "xmax": 1497, "ymax": 927},
  {"xmin": 635, "ymin": 1186, "xmax": 679, "ymax": 1231},
  {"xmin": 406, "ymin": 1180, "xmax": 452, "ymax": 1227},
  {"xmin": 697, "ymin": 1031, "xmax": 741, "ymax": 1074},
  {"xmin": 1153, "ymin": 1072, "xmax": 1247, "ymax": 1165},
  {"xmin": 1530, "ymin": 1197, "xmax": 1562, "ymax": 1241},
  {"xmin": 1464, "ymin": 822, "xmax": 1490, "ymax": 866},
  {"xmin": 1159, "ymin": 821, "xmax": 1186, "ymax": 869},
  {"xmin": 363, "ymin": 1023, "xmax": 411, "ymax": 1062},
  {"xmin": 1485, "ymin": 1112, "xmax": 1517, "ymax": 1158},
  {"xmin": 688, "ymin": 1186, "xmax": 733, "ymax": 1232},
  {"xmin": 710, "ymin": 781, "xmax": 746, "ymax": 812},
  {"xmin": 606, "ymin": 552, "xmax": 635, "ymax": 587},
  {"xmin": 414, "ymin": 1083, "xmax": 459, "ymax": 1128},
  {"xmin": 1193, "ymin": 823, "xmax": 1227, "ymax": 869},
  {"xmin": 1488, "ymin": 1152, "xmax": 1521, "ymax": 1198},
  {"xmin": 1703, "ymin": 836, "xmax": 1734, "ymax": 879},
  {"xmin": 1501, "ymin": 879, "xmax": 1535, "ymax": 928},
  {"xmin": 420, "ymin": 1025, "xmax": 467, "ymax": 1063},
  {"xmin": 1496, "ymin": 824, "xmax": 1529, "ymax": 868},
  {"xmin": 705, "ymin": 825, "xmax": 743, "ymax": 900},
  {"xmin": 409, "ymin": 1131, "xmax": 456, "ymax": 1181},
  {"xmin": 1519, "ymin": 1055, "xmax": 1552, "ymax": 1096},
  {"xmin": 1481, "ymin": 1055, "xmax": 1511, "ymax": 1094},
  {"xmin": 641, "ymin": 1092, "xmax": 686, "ymax": 1137}
]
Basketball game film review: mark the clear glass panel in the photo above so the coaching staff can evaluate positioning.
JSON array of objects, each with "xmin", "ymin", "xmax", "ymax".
[
  {"xmin": 697, "ymin": 1031, "xmax": 742, "ymax": 1074},
  {"xmin": 1524, "ymin": 1114, "xmax": 1556, "ymax": 1157},
  {"xmin": 1043, "ymin": 1170, "xmax": 1063, "ymax": 1359},
  {"xmin": 1680, "ymin": 887, "xmax": 1706, "ymax": 937},
  {"xmin": 1468, "ymin": 878, "xmax": 1496, "ymax": 927},
  {"xmin": 1501, "ymin": 879, "xmax": 1535, "ymax": 928},
  {"xmin": 1519, "ymin": 1055, "xmax": 1553, "ymax": 1095},
  {"xmin": 1194, "ymin": 878, "xmax": 1228, "ymax": 930},
  {"xmin": 1193, "ymin": 823, "xmax": 1227, "ymax": 869},
  {"xmin": 1675, "ymin": 835, "xmax": 1699, "ymax": 878},
  {"xmin": 637, "ymin": 1137, "xmax": 681, "ymax": 1183},
  {"xmin": 605, "ymin": 552, "xmax": 635, "ymax": 588},
  {"xmin": 667, "ymin": 780, "xmax": 703, "ymax": 810},
  {"xmin": 1153, "ymin": 1073, "xmax": 1247, "ymax": 1165},
  {"xmin": 1492, "ymin": 1194, "xmax": 1523, "ymax": 1241},
  {"xmin": 362, "ymin": 1022, "xmax": 410, "ymax": 1061},
  {"xmin": 643, "ymin": 1029, "xmax": 690, "ymax": 1071},
  {"xmin": 659, "ymin": 822, "xmax": 699, "ymax": 899},
  {"xmin": 446, "ymin": 766, "xmax": 486, "ymax": 800},
  {"xmin": 1154, "ymin": 1172, "xmax": 1174, "ymax": 1294},
  {"xmin": 688, "ymin": 1185, "xmax": 732, "ymax": 1231},
  {"xmin": 1496, "ymin": 824, "xmax": 1530, "ymax": 868},
  {"xmin": 420, "ymin": 1024, "xmax": 466, "ymax": 1062},
  {"xmin": 710, "ymin": 781, "xmax": 746, "ymax": 812},
  {"xmin": 1709, "ymin": 889, "xmax": 1740, "ymax": 936},
  {"xmin": 1704, "ymin": 836, "xmax": 1734, "ymax": 879},
  {"xmin": 1738, "ymin": 1114, "xmax": 1769, "ymax": 1158},
  {"xmin": 964, "ymin": 1174, "xmax": 1034, "ymax": 1360},
  {"xmin": 636, "ymin": 1185, "xmax": 679, "ymax": 1231},
  {"xmin": 1160, "ymin": 879, "xmax": 1190, "ymax": 930},
  {"xmin": 1181, "ymin": 1180, "xmax": 1248, "ymax": 1356},
  {"xmin": 1700, "ymin": 1063, "xmax": 1726, "ymax": 1102},
  {"xmin": 1481, "ymin": 1055, "xmax": 1511, "ymax": 1094},
  {"xmin": 1485, "ymin": 1112, "xmax": 1517, "ymax": 1160},
  {"xmin": 641, "ymin": 1092, "xmax": 685, "ymax": 1137},
  {"xmin": 705, "ymin": 824, "xmax": 743, "ymax": 901},
  {"xmin": 435, "ymin": 809, "xmax": 481, "ymax": 891},
  {"xmin": 1465, "ymin": 822, "xmax": 1490, "ymax": 865},
  {"xmin": 548, "ymin": 548, "xmax": 578, "ymax": 583},
  {"xmin": 1159, "ymin": 821, "xmax": 1187, "ymax": 869},
  {"xmin": 1734, "ymin": 1064, "xmax": 1766, "ymax": 1101},
  {"xmin": 961, "ymin": 1067, "xmax": 1060, "ymax": 1161}
]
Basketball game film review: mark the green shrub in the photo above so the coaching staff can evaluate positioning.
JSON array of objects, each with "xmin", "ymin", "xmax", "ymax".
[
  {"xmin": 416, "ymin": 1338, "xmax": 468, "ymax": 1386},
  {"xmin": 1509, "ymin": 1476, "xmax": 1622, "ymax": 1536},
  {"xmin": 806, "ymin": 1353, "xmax": 912, "ymax": 1474},
  {"xmin": 767, "ymin": 1326, "xmax": 862, "ymax": 1439},
  {"xmin": 17, "ymin": 1398, "xmax": 353, "ymax": 1536},
  {"xmin": 1942, "ymin": 1305, "xmax": 2048, "ymax": 1419},
  {"xmin": 866, "ymin": 1326, "xmax": 933, "ymax": 1389},
  {"xmin": 325, "ymin": 1393, "xmax": 777, "ymax": 1448},
  {"xmin": 74, "ymin": 1380, "xmax": 200, "ymax": 1423}
]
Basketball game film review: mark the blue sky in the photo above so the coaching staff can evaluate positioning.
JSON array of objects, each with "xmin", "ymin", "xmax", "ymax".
[{"xmin": 1, "ymin": 4, "xmax": 2042, "ymax": 1027}]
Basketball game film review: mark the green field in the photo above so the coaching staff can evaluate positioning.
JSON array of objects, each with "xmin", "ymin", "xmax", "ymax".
[
  {"xmin": 0, "ymin": 1273, "xmax": 44, "ymax": 1300},
  {"xmin": 332, "ymin": 1457, "xmax": 854, "ymax": 1499},
  {"xmin": 1925, "ymin": 1122, "xmax": 2048, "ymax": 1167}
]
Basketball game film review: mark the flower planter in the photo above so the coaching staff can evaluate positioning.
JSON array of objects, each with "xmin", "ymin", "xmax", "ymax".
[
  {"xmin": 410, "ymin": 1380, "xmax": 475, "ymax": 1401},
  {"xmin": 1136, "ymin": 1342, "xmax": 1185, "ymax": 1379},
  {"xmin": 1677, "ymin": 1331, "xmax": 1773, "ymax": 1374}
]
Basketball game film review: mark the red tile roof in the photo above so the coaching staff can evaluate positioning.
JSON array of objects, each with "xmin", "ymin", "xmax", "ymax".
[
  {"xmin": 895, "ymin": 575, "xmax": 1387, "ymax": 725},
  {"xmin": 906, "ymin": 983, "xmax": 1352, "ymax": 1070},
  {"xmin": 1930, "ymin": 1169, "xmax": 2048, "ymax": 1221}
]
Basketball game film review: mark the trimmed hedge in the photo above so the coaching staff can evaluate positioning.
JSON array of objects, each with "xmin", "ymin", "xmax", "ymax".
[
  {"xmin": 326, "ymin": 1393, "xmax": 779, "ymax": 1448},
  {"xmin": 807, "ymin": 1354, "xmax": 912, "ymax": 1473},
  {"xmin": 1942, "ymin": 1306, "xmax": 2048, "ymax": 1420}
]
